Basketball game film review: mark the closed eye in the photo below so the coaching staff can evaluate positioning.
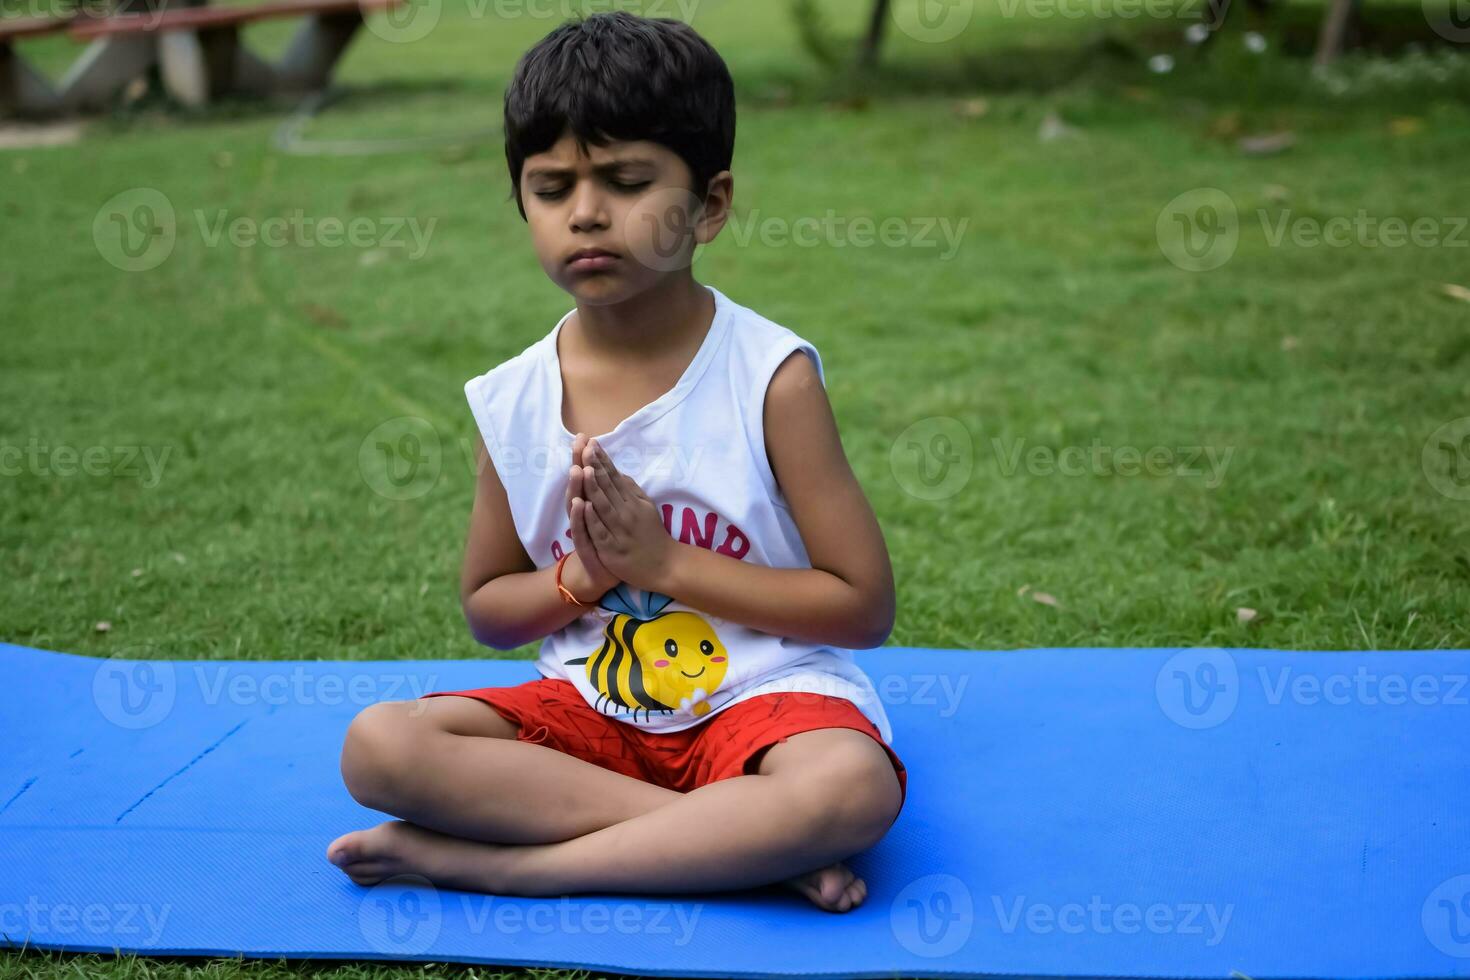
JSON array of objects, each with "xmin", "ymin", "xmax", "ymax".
[{"xmin": 533, "ymin": 180, "xmax": 649, "ymax": 200}]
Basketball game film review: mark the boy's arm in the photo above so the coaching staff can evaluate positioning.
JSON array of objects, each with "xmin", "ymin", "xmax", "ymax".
[
  {"xmin": 459, "ymin": 436, "xmax": 608, "ymax": 650},
  {"xmin": 596, "ymin": 350, "xmax": 895, "ymax": 649}
]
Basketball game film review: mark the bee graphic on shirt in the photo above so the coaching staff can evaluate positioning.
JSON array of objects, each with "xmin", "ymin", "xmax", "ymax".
[{"xmin": 565, "ymin": 586, "xmax": 730, "ymax": 721}]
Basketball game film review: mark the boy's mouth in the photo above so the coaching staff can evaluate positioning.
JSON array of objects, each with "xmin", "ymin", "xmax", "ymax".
[{"xmin": 567, "ymin": 248, "xmax": 620, "ymax": 272}]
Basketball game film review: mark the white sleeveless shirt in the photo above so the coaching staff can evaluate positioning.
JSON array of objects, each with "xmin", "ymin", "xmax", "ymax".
[{"xmin": 464, "ymin": 284, "xmax": 892, "ymax": 743}]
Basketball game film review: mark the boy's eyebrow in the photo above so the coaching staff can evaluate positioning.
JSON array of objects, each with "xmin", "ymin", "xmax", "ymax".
[{"xmin": 523, "ymin": 157, "xmax": 659, "ymax": 179}]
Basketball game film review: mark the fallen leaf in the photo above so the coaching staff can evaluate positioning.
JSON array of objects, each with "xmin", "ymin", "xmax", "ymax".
[
  {"xmin": 302, "ymin": 303, "xmax": 348, "ymax": 330},
  {"xmin": 955, "ymin": 97, "xmax": 990, "ymax": 119},
  {"xmin": 1237, "ymin": 607, "xmax": 1258, "ymax": 624},
  {"xmin": 1209, "ymin": 111, "xmax": 1243, "ymax": 139},
  {"xmin": 1031, "ymin": 591, "xmax": 1060, "ymax": 607},
  {"xmin": 1238, "ymin": 131, "xmax": 1296, "ymax": 156},
  {"xmin": 1441, "ymin": 283, "xmax": 1470, "ymax": 304}
]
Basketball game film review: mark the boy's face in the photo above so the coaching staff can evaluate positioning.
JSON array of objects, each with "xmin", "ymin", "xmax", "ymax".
[{"xmin": 520, "ymin": 129, "xmax": 731, "ymax": 305}]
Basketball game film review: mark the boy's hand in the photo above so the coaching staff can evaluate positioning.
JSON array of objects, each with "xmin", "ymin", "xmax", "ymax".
[
  {"xmin": 565, "ymin": 432, "xmax": 620, "ymax": 600},
  {"xmin": 580, "ymin": 437, "xmax": 677, "ymax": 594}
]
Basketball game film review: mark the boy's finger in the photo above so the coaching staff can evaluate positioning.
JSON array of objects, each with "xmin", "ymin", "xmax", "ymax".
[
  {"xmin": 566, "ymin": 464, "xmax": 581, "ymax": 517},
  {"xmin": 584, "ymin": 461, "xmax": 626, "ymax": 510},
  {"xmin": 590, "ymin": 438, "xmax": 622, "ymax": 479},
  {"xmin": 569, "ymin": 498, "xmax": 595, "ymax": 550},
  {"xmin": 584, "ymin": 498, "xmax": 613, "ymax": 544},
  {"xmin": 581, "ymin": 465, "xmax": 619, "ymax": 517},
  {"xmin": 614, "ymin": 471, "xmax": 646, "ymax": 500}
]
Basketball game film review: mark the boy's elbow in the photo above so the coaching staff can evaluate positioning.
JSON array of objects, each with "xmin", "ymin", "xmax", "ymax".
[
  {"xmin": 847, "ymin": 592, "xmax": 895, "ymax": 649},
  {"xmin": 461, "ymin": 589, "xmax": 520, "ymax": 652}
]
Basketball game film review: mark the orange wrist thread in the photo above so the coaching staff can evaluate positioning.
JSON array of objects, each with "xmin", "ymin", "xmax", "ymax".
[{"xmin": 555, "ymin": 552, "xmax": 595, "ymax": 608}]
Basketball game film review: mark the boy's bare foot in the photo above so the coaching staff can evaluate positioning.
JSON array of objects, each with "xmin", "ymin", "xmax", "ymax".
[
  {"xmin": 329, "ymin": 822, "xmax": 866, "ymax": 912},
  {"xmin": 782, "ymin": 861, "xmax": 867, "ymax": 913},
  {"xmin": 326, "ymin": 819, "xmax": 520, "ymax": 892}
]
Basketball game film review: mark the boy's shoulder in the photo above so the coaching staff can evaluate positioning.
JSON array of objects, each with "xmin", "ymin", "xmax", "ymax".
[
  {"xmin": 721, "ymin": 289, "xmax": 827, "ymax": 385},
  {"xmin": 463, "ymin": 286, "xmax": 823, "ymax": 395},
  {"xmin": 463, "ymin": 313, "xmax": 563, "ymax": 392}
]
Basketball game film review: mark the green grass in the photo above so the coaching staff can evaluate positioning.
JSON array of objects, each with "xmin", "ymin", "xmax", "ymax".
[{"xmin": 4, "ymin": 0, "xmax": 1470, "ymax": 974}]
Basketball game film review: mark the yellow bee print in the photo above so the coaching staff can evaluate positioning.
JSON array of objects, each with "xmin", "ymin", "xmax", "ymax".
[{"xmin": 566, "ymin": 603, "xmax": 730, "ymax": 721}]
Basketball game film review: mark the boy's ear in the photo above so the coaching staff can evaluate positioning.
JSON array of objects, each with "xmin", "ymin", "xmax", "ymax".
[{"xmin": 693, "ymin": 170, "xmax": 734, "ymax": 246}]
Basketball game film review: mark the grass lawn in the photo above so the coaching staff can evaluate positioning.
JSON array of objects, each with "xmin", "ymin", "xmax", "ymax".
[{"xmin": 3, "ymin": 0, "xmax": 1470, "ymax": 974}]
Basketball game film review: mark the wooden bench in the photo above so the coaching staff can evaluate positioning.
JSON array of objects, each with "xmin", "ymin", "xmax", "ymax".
[{"xmin": 1, "ymin": 0, "xmax": 400, "ymax": 116}]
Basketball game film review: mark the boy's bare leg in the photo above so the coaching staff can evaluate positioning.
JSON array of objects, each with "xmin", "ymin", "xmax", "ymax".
[
  {"xmin": 327, "ymin": 726, "xmax": 902, "ymax": 913},
  {"xmin": 333, "ymin": 696, "xmax": 683, "ymax": 845}
]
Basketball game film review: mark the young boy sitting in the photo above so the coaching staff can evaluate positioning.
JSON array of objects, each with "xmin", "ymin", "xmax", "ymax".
[{"xmin": 327, "ymin": 10, "xmax": 906, "ymax": 914}]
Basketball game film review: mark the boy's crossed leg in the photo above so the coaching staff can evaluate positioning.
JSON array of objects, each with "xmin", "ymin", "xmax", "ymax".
[{"xmin": 326, "ymin": 696, "xmax": 902, "ymax": 912}]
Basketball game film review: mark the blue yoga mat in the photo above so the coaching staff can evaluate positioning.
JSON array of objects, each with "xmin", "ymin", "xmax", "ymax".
[{"xmin": 3, "ymin": 641, "xmax": 1468, "ymax": 978}]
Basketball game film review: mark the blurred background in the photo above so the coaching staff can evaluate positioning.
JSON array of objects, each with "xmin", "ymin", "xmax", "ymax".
[
  {"xmin": 4, "ymin": 0, "xmax": 1470, "ymax": 973},
  {"xmin": 5, "ymin": 0, "xmax": 1470, "ymax": 774}
]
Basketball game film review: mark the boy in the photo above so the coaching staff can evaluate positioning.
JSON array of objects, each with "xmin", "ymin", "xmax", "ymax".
[{"xmin": 327, "ymin": 11, "xmax": 905, "ymax": 914}]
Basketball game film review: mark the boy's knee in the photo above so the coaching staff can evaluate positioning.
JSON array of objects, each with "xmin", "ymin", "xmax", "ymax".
[
  {"xmin": 340, "ymin": 700, "xmax": 429, "ymax": 811},
  {"xmin": 784, "ymin": 736, "xmax": 903, "ymax": 852}
]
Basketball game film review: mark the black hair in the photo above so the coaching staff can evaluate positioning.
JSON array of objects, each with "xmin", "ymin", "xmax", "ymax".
[{"xmin": 503, "ymin": 11, "xmax": 736, "ymax": 221}]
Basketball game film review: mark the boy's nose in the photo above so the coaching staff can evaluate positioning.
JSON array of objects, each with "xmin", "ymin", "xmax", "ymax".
[{"xmin": 569, "ymin": 185, "xmax": 609, "ymax": 231}]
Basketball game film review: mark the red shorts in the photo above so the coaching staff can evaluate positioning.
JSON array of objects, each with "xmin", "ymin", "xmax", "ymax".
[{"xmin": 418, "ymin": 676, "xmax": 906, "ymax": 807}]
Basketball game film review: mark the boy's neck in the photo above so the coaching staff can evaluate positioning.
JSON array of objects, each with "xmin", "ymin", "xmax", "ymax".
[{"xmin": 569, "ymin": 274, "xmax": 713, "ymax": 361}]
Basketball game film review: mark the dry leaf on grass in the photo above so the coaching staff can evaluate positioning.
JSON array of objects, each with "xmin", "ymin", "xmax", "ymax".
[
  {"xmin": 1238, "ymin": 132, "xmax": 1296, "ymax": 156},
  {"xmin": 1017, "ymin": 584, "xmax": 1061, "ymax": 608},
  {"xmin": 955, "ymin": 98, "xmax": 990, "ymax": 119},
  {"xmin": 1440, "ymin": 283, "xmax": 1470, "ymax": 304},
  {"xmin": 1237, "ymin": 607, "xmax": 1259, "ymax": 624},
  {"xmin": 303, "ymin": 303, "xmax": 348, "ymax": 330}
]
